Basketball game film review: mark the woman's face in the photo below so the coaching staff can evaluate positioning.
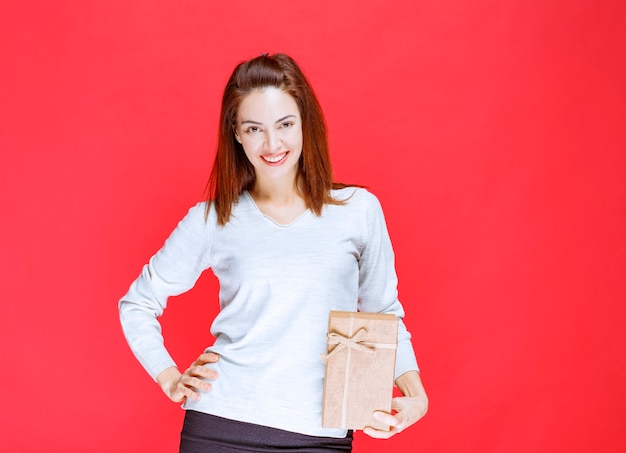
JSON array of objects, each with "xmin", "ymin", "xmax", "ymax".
[{"xmin": 235, "ymin": 87, "xmax": 303, "ymax": 186}]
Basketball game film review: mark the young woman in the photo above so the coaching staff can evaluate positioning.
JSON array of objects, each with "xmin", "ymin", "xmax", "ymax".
[{"xmin": 119, "ymin": 53, "xmax": 428, "ymax": 452}]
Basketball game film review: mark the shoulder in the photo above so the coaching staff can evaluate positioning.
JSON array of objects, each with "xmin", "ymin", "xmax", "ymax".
[
  {"xmin": 185, "ymin": 201, "xmax": 210, "ymax": 222},
  {"xmin": 176, "ymin": 201, "xmax": 218, "ymax": 232},
  {"xmin": 325, "ymin": 188, "xmax": 387, "ymax": 233},
  {"xmin": 331, "ymin": 187, "xmax": 383, "ymax": 212},
  {"xmin": 195, "ymin": 193, "xmax": 250, "ymax": 228}
]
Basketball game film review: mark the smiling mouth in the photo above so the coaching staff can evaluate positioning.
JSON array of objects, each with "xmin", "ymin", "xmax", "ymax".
[{"xmin": 261, "ymin": 152, "xmax": 288, "ymax": 164}]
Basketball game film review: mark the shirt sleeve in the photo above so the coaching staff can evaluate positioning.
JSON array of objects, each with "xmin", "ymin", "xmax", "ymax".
[
  {"xmin": 118, "ymin": 203, "xmax": 212, "ymax": 380},
  {"xmin": 356, "ymin": 191, "xmax": 420, "ymax": 379}
]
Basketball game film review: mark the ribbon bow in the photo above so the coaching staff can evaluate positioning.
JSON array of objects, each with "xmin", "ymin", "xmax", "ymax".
[{"xmin": 321, "ymin": 328, "xmax": 375, "ymax": 363}]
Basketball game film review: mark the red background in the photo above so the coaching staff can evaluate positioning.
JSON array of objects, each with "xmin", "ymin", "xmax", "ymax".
[{"xmin": 1, "ymin": 1, "xmax": 625, "ymax": 452}]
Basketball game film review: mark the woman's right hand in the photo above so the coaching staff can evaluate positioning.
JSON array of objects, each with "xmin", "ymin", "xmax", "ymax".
[{"xmin": 156, "ymin": 352, "xmax": 220, "ymax": 403}]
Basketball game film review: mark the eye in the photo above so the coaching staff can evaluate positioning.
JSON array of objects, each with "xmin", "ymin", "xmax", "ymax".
[
  {"xmin": 245, "ymin": 126, "xmax": 261, "ymax": 135},
  {"xmin": 280, "ymin": 121, "xmax": 294, "ymax": 129}
]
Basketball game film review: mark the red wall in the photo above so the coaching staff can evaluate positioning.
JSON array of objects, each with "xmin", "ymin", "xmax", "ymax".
[{"xmin": 1, "ymin": 1, "xmax": 625, "ymax": 451}]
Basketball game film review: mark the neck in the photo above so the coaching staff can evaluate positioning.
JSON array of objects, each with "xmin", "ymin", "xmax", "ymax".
[
  {"xmin": 248, "ymin": 175, "xmax": 308, "ymax": 225},
  {"xmin": 250, "ymin": 176, "xmax": 302, "ymax": 204}
]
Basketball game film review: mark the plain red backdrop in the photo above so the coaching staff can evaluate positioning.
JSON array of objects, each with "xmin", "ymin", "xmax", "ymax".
[{"xmin": 1, "ymin": 1, "xmax": 625, "ymax": 452}]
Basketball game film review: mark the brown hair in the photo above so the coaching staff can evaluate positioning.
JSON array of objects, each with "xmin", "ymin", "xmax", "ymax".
[{"xmin": 205, "ymin": 53, "xmax": 352, "ymax": 225}]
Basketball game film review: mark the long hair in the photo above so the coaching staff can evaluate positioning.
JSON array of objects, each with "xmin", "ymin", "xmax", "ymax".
[{"xmin": 205, "ymin": 53, "xmax": 351, "ymax": 225}]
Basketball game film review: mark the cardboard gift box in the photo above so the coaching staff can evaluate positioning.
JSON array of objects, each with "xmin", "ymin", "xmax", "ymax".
[{"xmin": 321, "ymin": 311, "xmax": 398, "ymax": 430}]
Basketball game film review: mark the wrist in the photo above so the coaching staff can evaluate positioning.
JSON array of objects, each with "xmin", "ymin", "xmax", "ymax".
[
  {"xmin": 156, "ymin": 366, "xmax": 181, "ymax": 393},
  {"xmin": 395, "ymin": 370, "xmax": 427, "ymax": 398}
]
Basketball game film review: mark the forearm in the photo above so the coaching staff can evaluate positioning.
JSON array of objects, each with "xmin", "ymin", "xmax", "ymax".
[{"xmin": 395, "ymin": 370, "xmax": 428, "ymax": 399}]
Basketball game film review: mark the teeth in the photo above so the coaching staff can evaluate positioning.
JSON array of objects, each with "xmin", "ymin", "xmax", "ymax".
[{"xmin": 262, "ymin": 152, "xmax": 287, "ymax": 163}]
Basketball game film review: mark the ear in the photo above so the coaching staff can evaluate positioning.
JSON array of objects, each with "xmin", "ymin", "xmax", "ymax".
[{"xmin": 233, "ymin": 128, "xmax": 242, "ymax": 144}]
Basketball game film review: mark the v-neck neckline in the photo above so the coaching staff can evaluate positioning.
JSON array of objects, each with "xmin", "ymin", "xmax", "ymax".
[{"xmin": 244, "ymin": 191, "xmax": 311, "ymax": 227}]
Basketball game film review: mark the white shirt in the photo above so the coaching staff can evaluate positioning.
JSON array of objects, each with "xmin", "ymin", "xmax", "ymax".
[{"xmin": 119, "ymin": 187, "xmax": 419, "ymax": 437}]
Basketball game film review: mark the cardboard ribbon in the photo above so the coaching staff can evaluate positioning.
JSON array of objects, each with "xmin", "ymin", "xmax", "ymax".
[
  {"xmin": 321, "ymin": 328, "xmax": 372, "ymax": 363},
  {"xmin": 321, "ymin": 328, "xmax": 397, "ymax": 363}
]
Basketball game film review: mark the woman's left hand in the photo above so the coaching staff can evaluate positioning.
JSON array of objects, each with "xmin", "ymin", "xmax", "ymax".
[{"xmin": 363, "ymin": 370, "xmax": 428, "ymax": 439}]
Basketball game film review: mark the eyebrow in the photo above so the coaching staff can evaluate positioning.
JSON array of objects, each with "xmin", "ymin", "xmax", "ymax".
[{"xmin": 240, "ymin": 115, "xmax": 297, "ymax": 125}]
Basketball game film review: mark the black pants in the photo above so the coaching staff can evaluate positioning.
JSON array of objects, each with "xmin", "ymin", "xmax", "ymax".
[{"xmin": 180, "ymin": 410, "xmax": 353, "ymax": 452}]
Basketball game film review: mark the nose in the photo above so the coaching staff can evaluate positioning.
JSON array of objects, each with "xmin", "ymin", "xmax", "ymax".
[{"xmin": 265, "ymin": 129, "xmax": 281, "ymax": 151}]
